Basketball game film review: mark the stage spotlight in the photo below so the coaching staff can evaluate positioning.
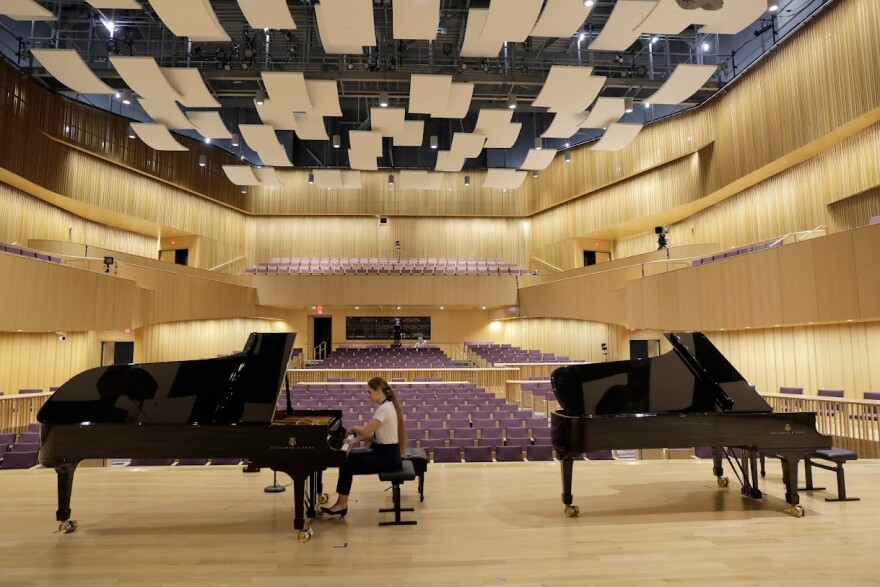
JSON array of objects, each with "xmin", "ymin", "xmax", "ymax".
[
  {"xmin": 254, "ymin": 90, "xmax": 266, "ymax": 106},
  {"xmin": 507, "ymin": 95, "xmax": 517, "ymax": 109}
]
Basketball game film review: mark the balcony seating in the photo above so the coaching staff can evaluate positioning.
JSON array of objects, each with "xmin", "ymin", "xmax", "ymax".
[
  {"xmin": 465, "ymin": 342, "xmax": 582, "ymax": 365},
  {"xmin": 316, "ymin": 346, "xmax": 457, "ymax": 369},
  {"xmin": 245, "ymin": 256, "xmax": 533, "ymax": 276},
  {"xmin": 0, "ymin": 242, "xmax": 62, "ymax": 264}
]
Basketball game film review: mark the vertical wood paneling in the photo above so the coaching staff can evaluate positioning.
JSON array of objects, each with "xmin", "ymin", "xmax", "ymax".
[{"xmin": 0, "ymin": 331, "xmax": 98, "ymax": 394}]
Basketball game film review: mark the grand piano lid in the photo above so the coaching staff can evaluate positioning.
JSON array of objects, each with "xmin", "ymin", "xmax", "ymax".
[
  {"xmin": 37, "ymin": 332, "xmax": 296, "ymax": 426},
  {"xmin": 550, "ymin": 331, "xmax": 772, "ymax": 418}
]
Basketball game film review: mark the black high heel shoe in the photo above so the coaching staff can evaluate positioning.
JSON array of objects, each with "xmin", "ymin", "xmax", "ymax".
[{"xmin": 320, "ymin": 506, "xmax": 348, "ymax": 519}]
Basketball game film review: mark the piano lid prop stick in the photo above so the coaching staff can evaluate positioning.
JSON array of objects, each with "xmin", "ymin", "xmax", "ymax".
[{"xmin": 284, "ymin": 373, "xmax": 293, "ymax": 417}]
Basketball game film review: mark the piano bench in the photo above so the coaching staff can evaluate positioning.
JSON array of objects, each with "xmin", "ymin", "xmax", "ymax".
[
  {"xmin": 403, "ymin": 447, "xmax": 428, "ymax": 502},
  {"xmin": 378, "ymin": 460, "xmax": 417, "ymax": 526},
  {"xmin": 805, "ymin": 448, "xmax": 860, "ymax": 502}
]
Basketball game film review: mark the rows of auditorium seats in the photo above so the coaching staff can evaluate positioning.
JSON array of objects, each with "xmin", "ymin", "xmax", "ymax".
[
  {"xmin": 244, "ymin": 257, "xmax": 533, "ymax": 276},
  {"xmin": 282, "ymin": 382, "xmax": 557, "ymax": 462},
  {"xmin": 779, "ymin": 386, "xmax": 879, "ymax": 419},
  {"xmin": 0, "ymin": 242, "xmax": 62, "ymax": 264},
  {"xmin": 317, "ymin": 347, "xmax": 457, "ymax": 369},
  {"xmin": 0, "ymin": 387, "xmax": 58, "ymax": 396},
  {"xmin": 691, "ymin": 239, "xmax": 780, "ymax": 266},
  {"xmin": 0, "ymin": 423, "xmax": 41, "ymax": 470},
  {"xmin": 465, "ymin": 342, "xmax": 580, "ymax": 365}
]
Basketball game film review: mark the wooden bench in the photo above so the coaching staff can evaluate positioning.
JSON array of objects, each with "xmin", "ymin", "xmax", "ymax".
[{"xmin": 378, "ymin": 460, "xmax": 417, "ymax": 526}]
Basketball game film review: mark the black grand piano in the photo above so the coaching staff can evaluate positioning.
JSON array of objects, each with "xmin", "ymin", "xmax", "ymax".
[
  {"xmin": 551, "ymin": 332, "xmax": 831, "ymax": 518},
  {"xmin": 37, "ymin": 332, "xmax": 347, "ymax": 542}
]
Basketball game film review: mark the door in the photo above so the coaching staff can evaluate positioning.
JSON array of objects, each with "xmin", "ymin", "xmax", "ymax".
[
  {"xmin": 101, "ymin": 341, "xmax": 135, "ymax": 366},
  {"xmin": 313, "ymin": 317, "xmax": 332, "ymax": 359}
]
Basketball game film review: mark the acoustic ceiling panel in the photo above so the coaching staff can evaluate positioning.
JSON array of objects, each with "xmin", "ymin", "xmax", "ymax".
[
  {"xmin": 371, "ymin": 107, "xmax": 406, "ymax": 136},
  {"xmin": 484, "ymin": 123, "xmax": 522, "ymax": 149},
  {"xmin": 393, "ymin": 0, "xmax": 441, "ymax": 40},
  {"xmin": 531, "ymin": 0, "xmax": 593, "ymax": 38},
  {"xmin": 635, "ymin": 0, "xmax": 697, "ymax": 35},
  {"xmin": 186, "ymin": 111, "xmax": 232, "ymax": 139},
  {"xmin": 262, "ymin": 72, "xmax": 312, "ymax": 112},
  {"xmin": 483, "ymin": 169, "xmax": 527, "ymax": 189},
  {"xmin": 256, "ymin": 99, "xmax": 298, "ymax": 131},
  {"xmin": 110, "ymin": 56, "xmax": 182, "ymax": 102},
  {"xmin": 222, "ymin": 165, "xmax": 262, "ymax": 186},
  {"xmin": 460, "ymin": 9, "xmax": 500, "ymax": 58},
  {"xmin": 340, "ymin": 171, "xmax": 362, "ymax": 189},
  {"xmin": 481, "ymin": 0, "xmax": 544, "ymax": 43},
  {"xmin": 399, "ymin": 170, "xmax": 444, "ymax": 190},
  {"xmin": 349, "ymin": 131, "xmax": 383, "ymax": 156},
  {"xmin": 131, "ymin": 123, "xmax": 189, "ymax": 151},
  {"xmin": 648, "ymin": 64, "xmax": 716, "ymax": 105},
  {"xmin": 237, "ymin": 0, "xmax": 297, "ymax": 30},
  {"xmin": 409, "ymin": 74, "xmax": 452, "ymax": 115},
  {"xmin": 162, "ymin": 68, "xmax": 220, "ymax": 108},
  {"xmin": 435, "ymin": 83, "xmax": 474, "ymax": 118},
  {"xmin": 541, "ymin": 112, "xmax": 588, "ymax": 139},
  {"xmin": 1, "ymin": 0, "xmax": 55, "ymax": 20},
  {"xmin": 348, "ymin": 150, "xmax": 379, "ymax": 171},
  {"xmin": 239, "ymin": 124, "xmax": 293, "ymax": 167},
  {"xmin": 314, "ymin": 169, "xmax": 344, "ymax": 188},
  {"xmin": 254, "ymin": 167, "xmax": 283, "ymax": 187},
  {"xmin": 292, "ymin": 114, "xmax": 328, "ymax": 141},
  {"xmin": 592, "ymin": 123, "xmax": 643, "ymax": 151},
  {"xmin": 580, "ymin": 97, "xmax": 626, "ymax": 129},
  {"xmin": 31, "ymin": 49, "xmax": 114, "ymax": 94},
  {"xmin": 395, "ymin": 121, "xmax": 425, "ymax": 147},
  {"xmin": 532, "ymin": 66, "xmax": 604, "ymax": 113},
  {"xmin": 86, "ymin": 0, "xmax": 141, "ymax": 9},
  {"xmin": 519, "ymin": 149, "xmax": 558, "ymax": 171},
  {"xmin": 449, "ymin": 133, "xmax": 487, "ymax": 159},
  {"xmin": 474, "ymin": 109, "xmax": 522, "ymax": 149},
  {"xmin": 304, "ymin": 80, "xmax": 343, "ymax": 117},
  {"xmin": 699, "ymin": 0, "xmax": 767, "ymax": 34},
  {"xmin": 314, "ymin": 0, "xmax": 376, "ymax": 54},
  {"xmin": 149, "ymin": 0, "xmax": 230, "ymax": 42},
  {"xmin": 589, "ymin": 1, "xmax": 652, "ymax": 52},
  {"xmin": 434, "ymin": 151, "xmax": 466, "ymax": 172},
  {"xmin": 140, "ymin": 99, "xmax": 196, "ymax": 130}
]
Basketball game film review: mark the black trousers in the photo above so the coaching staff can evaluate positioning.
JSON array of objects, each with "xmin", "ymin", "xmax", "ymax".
[{"xmin": 336, "ymin": 442, "xmax": 402, "ymax": 495}]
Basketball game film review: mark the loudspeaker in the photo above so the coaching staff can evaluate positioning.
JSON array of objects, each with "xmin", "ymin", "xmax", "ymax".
[
  {"xmin": 379, "ymin": 217, "xmax": 388, "ymax": 227},
  {"xmin": 654, "ymin": 226, "xmax": 664, "ymax": 234}
]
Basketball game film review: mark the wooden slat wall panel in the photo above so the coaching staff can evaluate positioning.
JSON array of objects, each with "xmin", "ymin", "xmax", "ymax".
[
  {"xmin": 488, "ymin": 318, "xmax": 628, "ymax": 364},
  {"xmin": 828, "ymin": 186, "xmax": 880, "ymax": 231},
  {"xmin": 246, "ymin": 216, "xmax": 529, "ymax": 268},
  {"xmin": 0, "ymin": 332, "xmax": 98, "ymax": 394}
]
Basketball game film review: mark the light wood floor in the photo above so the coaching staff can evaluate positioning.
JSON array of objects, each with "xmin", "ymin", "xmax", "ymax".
[{"xmin": 2, "ymin": 459, "xmax": 879, "ymax": 586}]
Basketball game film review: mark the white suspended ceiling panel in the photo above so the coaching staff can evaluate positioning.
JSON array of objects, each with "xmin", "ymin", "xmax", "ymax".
[
  {"xmin": 592, "ymin": 123, "xmax": 643, "ymax": 151},
  {"xmin": 460, "ymin": 9, "xmax": 500, "ymax": 58},
  {"xmin": 239, "ymin": 124, "xmax": 293, "ymax": 167},
  {"xmin": 531, "ymin": 0, "xmax": 593, "ymax": 38},
  {"xmin": 237, "ymin": 0, "xmax": 297, "ymax": 30},
  {"xmin": 149, "ymin": 0, "xmax": 230, "ymax": 42},
  {"xmin": 313, "ymin": 170, "xmax": 362, "ymax": 189},
  {"xmin": 408, "ymin": 75, "xmax": 473, "ymax": 119},
  {"xmin": 589, "ymin": 1, "xmax": 652, "ymax": 52},
  {"xmin": 86, "ymin": 0, "xmax": 141, "ymax": 8},
  {"xmin": 437, "ymin": 83, "xmax": 474, "ymax": 118},
  {"xmin": 474, "ymin": 109, "xmax": 522, "ymax": 149},
  {"xmin": 481, "ymin": 0, "xmax": 544, "ymax": 43},
  {"xmin": 532, "ymin": 66, "xmax": 605, "ymax": 113},
  {"xmin": 434, "ymin": 151, "xmax": 466, "ymax": 173},
  {"xmin": 580, "ymin": 97, "xmax": 626, "ymax": 129},
  {"xmin": 541, "ymin": 112, "xmax": 587, "ymax": 139},
  {"xmin": 131, "ymin": 123, "xmax": 189, "ymax": 151},
  {"xmin": 399, "ymin": 171, "xmax": 444, "ymax": 190},
  {"xmin": 396, "ymin": 121, "xmax": 425, "ymax": 147},
  {"xmin": 648, "ymin": 64, "xmax": 716, "ymax": 104},
  {"xmin": 186, "ymin": 111, "xmax": 232, "ymax": 139},
  {"xmin": 349, "ymin": 131, "xmax": 383, "ymax": 155},
  {"xmin": 31, "ymin": 49, "xmax": 114, "ymax": 94},
  {"xmin": 262, "ymin": 72, "xmax": 312, "ymax": 112},
  {"xmin": 254, "ymin": 167, "xmax": 283, "ymax": 187},
  {"xmin": 348, "ymin": 150, "xmax": 378, "ymax": 171},
  {"xmin": 449, "ymin": 133, "xmax": 487, "ymax": 159},
  {"xmin": 1, "ymin": 0, "xmax": 55, "ymax": 20},
  {"xmin": 256, "ymin": 99, "xmax": 298, "ymax": 130},
  {"xmin": 222, "ymin": 165, "xmax": 262, "ymax": 186},
  {"xmin": 110, "ymin": 56, "xmax": 181, "ymax": 102},
  {"xmin": 314, "ymin": 0, "xmax": 376, "ymax": 54},
  {"xmin": 699, "ymin": 0, "xmax": 767, "ymax": 34},
  {"xmin": 634, "ymin": 0, "xmax": 697, "ymax": 35},
  {"xmin": 140, "ymin": 99, "xmax": 195, "ymax": 129},
  {"xmin": 519, "ymin": 149, "xmax": 558, "ymax": 171},
  {"xmin": 371, "ymin": 107, "xmax": 406, "ymax": 136},
  {"xmin": 393, "ymin": 0, "xmax": 440, "ymax": 40},
  {"xmin": 305, "ymin": 80, "xmax": 343, "ymax": 117},
  {"xmin": 483, "ymin": 169, "xmax": 526, "ymax": 190},
  {"xmin": 292, "ymin": 114, "xmax": 329, "ymax": 141},
  {"xmin": 162, "ymin": 68, "xmax": 220, "ymax": 108}
]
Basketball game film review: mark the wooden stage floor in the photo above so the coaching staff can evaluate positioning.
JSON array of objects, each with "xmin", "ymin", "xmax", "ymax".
[{"xmin": 2, "ymin": 459, "xmax": 878, "ymax": 586}]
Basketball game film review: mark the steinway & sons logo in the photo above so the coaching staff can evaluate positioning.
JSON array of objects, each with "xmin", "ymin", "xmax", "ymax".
[
  {"xmin": 769, "ymin": 423, "xmax": 806, "ymax": 436},
  {"xmin": 270, "ymin": 436, "xmax": 317, "ymax": 450},
  {"xmin": 289, "ymin": 437, "xmax": 297, "ymax": 446}
]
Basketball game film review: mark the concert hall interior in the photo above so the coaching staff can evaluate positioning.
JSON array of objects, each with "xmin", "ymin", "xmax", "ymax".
[{"xmin": 1, "ymin": 0, "xmax": 880, "ymax": 583}]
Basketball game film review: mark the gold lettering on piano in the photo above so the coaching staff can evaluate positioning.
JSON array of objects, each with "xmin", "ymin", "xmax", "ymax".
[
  {"xmin": 769, "ymin": 423, "xmax": 806, "ymax": 436},
  {"xmin": 288, "ymin": 437, "xmax": 297, "ymax": 447}
]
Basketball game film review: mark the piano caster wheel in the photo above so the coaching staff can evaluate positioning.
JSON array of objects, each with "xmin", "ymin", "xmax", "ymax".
[
  {"xmin": 564, "ymin": 505, "xmax": 579, "ymax": 518},
  {"xmin": 788, "ymin": 505, "xmax": 806, "ymax": 518},
  {"xmin": 318, "ymin": 493, "xmax": 329, "ymax": 505},
  {"xmin": 297, "ymin": 528, "xmax": 313, "ymax": 543},
  {"xmin": 717, "ymin": 476, "xmax": 729, "ymax": 487},
  {"xmin": 58, "ymin": 520, "xmax": 78, "ymax": 534}
]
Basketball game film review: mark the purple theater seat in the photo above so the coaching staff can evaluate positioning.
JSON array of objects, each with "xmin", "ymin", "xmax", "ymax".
[
  {"xmin": 495, "ymin": 445, "xmax": 525, "ymax": 462},
  {"xmin": 129, "ymin": 458, "xmax": 175, "ymax": 466},
  {"xmin": 779, "ymin": 386, "xmax": 804, "ymax": 395},
  {"xmin": 18, "ymin": 389, "xmax": 42, "ymax": 394},
  {"xmin": 475, "ymin": 438, "xmax": 500, "ymax": 449},
  {"xmin": 869, "ymin": 216, "xmax": 880, "ymax": 226},
  {"xmin": 694, "ymin": 447, "xmax": 715, "ymax": 459},
  {"xmin": 586, "ymin": 450, "xmax": 615, "ymax": 460},
  {"xmin": 209, "ymin": 458, "xmax": 242, "ymax": 465},
  {"xmin": 10, "ymin": 443, "xmax": 39, "ymax": 453},
  {"xmin": 817, "ymin": 389, "xmax": 844, "ymax": 398},
  {"xmin": 425, "ymin": 427, "xmax": 449, "ymax": 440},
  {"xmin": 463, "ymin": 446, "xmax": 493, "ymax": 462},
  {"xmin": 26, "ymin": 423, "xmax": 41, "ymax": 433},
  {"xmin": 451, "ymin": 427, "xmax": 477, "ymax": 440},
  {"xmin": 1, "ymin": 451, "xmax": 38, "ymax": 469},
  {"xmin": 478, "ymin": 427, "xmax": 503, "ymax": 440},
  {"xmin": 17, "ymin": 433, "xmax": 39, "ymax": 444},
  {"xmin": 176, "ymin": 458, "xmax": 209, "ymax": 466},
  {"xmin": 505, "ymin": 428, "xmax": 531, "ymax": 443},
  {"xmin": 432, "ymin": 447, "xmax": 462, "ymax": 463},
  {"xmin": 0, "ymin": 433, "xmax": 16, "ymax": 451},
  {"xmin": 526, "ymin": 445, "xmax": 554, "ymax": 461},
  {"xmin": 450, "ymin": 437, "xmax": 476, "ymax": 449},
  {"xmin": 532, "ymin": 428, "xmax": 552, "ymax": 442},
  {"xmin": 418, "ymin": 438, "xmax": 445, "ymax": 451}
]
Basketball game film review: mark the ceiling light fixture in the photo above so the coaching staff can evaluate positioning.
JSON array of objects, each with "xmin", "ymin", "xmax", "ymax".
[
  {"xmin": 624, "ymin": 97, "xmax": 634, "ymax": 113},
  {"xmin": 379, "ymin": 92, "xmax": 389, "ymax": 107},
  {"xmin": 564, "ymin": 151, "xmax": 572, "ymax": 164},
  {"xmin": 531, "ymin": 170, "xmax": 539, "ymax": 178},
  {"xmin": 198, "ymin": 155, "xmax": 207, "ymax": 168},
  {"xmin": 254, "ymin": 89, "xmax": 266, "ymax": 106},
  {"xmin": 584, "ymin": 0, "xmax": 594, "ymax": 6},
  {"xmin": 128, "ymin": 124, "xmax": 136, "ymax": 139},
  {"xmin": 507, "ymin": 95, "xmax": 517, "ymax": 109},
  {"xmin": 430, "ymin": 135, "xmax": 439, "ymax": 149},
  {"xmin": 650, "ymin": 35, "xmax": 659, "ymax": 44},
  {"xmin": 768, "ymin": 0, "xmax": 779, "ymax": 11},
  {"xmin": 120, "ymin": 89, "xmax": 132, "ymax": 105},
  {"xmin": 333, "ymin": 134, "xmax": 341, "ymax": 149},
  {"xmin": 388, "ymin": 174, "xmax": 395, "ymax": 187},
  {"xmin": 308, "ymin": 172, "xmax": 314, "ymax": 185},
  {"xmin": 464, "ymin": 175, "xmax": 471, "ymax": 187},
  {"xmin": 240, "ymin": 187, "xmax": 247, "ymax": 194},
  {"xmin": 534, "ymin": 137, "xmax": 543, "ymax": 150},
  {"xmin": 231, "ymin": 133, "xmax": 240, "ymax": 147},
  {"xmin": 702, "ymin": 41, "xmax": 710, "ymax": 52}
]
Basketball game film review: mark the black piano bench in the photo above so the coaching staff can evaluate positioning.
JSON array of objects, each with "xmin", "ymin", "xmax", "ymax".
[
  {"xmin": 403, "ymin": 447, "xmax": 428, "ymax": 502},
  {"xmin": 804, "ymin": 448, "xmax": 860, "ymax": 502},
  {"xmin": 378, "ymin": 460, "xmax": 418, "ymax": 526}
]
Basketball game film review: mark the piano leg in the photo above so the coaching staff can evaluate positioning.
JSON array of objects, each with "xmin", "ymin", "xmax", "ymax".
[
  {"xmin": 52, "ymin": 461, "xmax": 80, "ymax": 534},
  {"xmin": 712, "ymin": 447, "xmax": 729, "ymax": 487},
  {"xmin": 559, "ymin": 453, "xmax": 579, "ymax": 517},
  {"xmin": 278, "ymin": 468, "xmax": 315, "ymax": 542},
  {"xmin": 739, "ymin": 449, "xmax": 763, "ymax": 499},
  {"xmin": 777, "ymin": 453, "xmax": 806, "ymax": 517}
]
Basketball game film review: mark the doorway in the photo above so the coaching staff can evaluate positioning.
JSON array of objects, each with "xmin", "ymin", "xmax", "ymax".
[
  {"xmin": 313, "ymin": 317, "xmax": 332, "ymax": 360},
  {"xmin": 101, "ymin": 341, "xmax": 134, "ymax": 366},
  {"xmin": 629, "ymin": 339, "xmax": 661, "ymax": 360}
]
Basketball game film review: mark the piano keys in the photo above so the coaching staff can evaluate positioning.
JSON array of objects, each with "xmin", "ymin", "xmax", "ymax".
[
  {"xmin": 37, "ymin": 332, "xmax": 348, "ymax": 542},
  {"xmin": 550, "ymin": 332, "xmax": 831, "ymax": 518}
]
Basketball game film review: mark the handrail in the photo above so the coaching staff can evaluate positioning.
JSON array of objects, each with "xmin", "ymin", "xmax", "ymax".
[
  {"xmin": 314, "ymin": 341, "xmax": 328, "ymax": 361},
  {"xmin": 795, "ymin": 225, "xmax": 826, "ymax": 241},
  {"xmin": 209, "ymin": 256, "xmax": 246, "ymax": 272},
  {"xmin": 530, "ymin": 257, "xmax": 563, "ymax": 273}
]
